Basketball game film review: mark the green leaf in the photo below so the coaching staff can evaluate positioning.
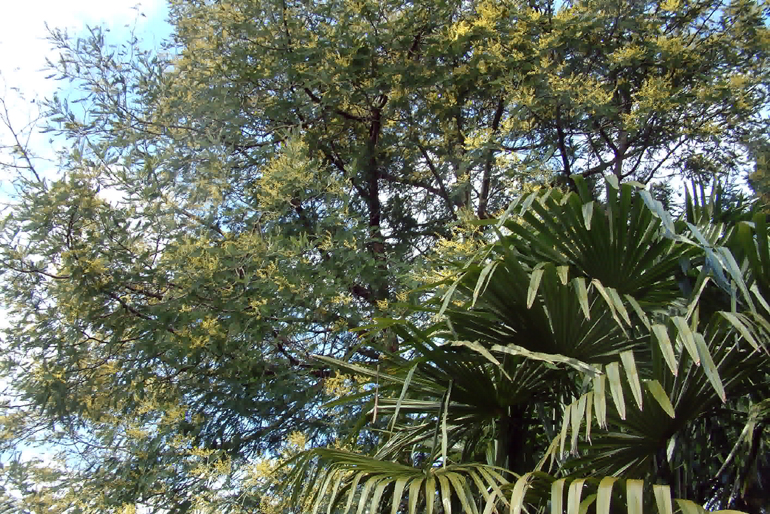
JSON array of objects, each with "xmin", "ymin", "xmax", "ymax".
[
  {"xmin": 573, "ymin": 277, "xmax": 591, "ymax": 320},
  {"xmin": 551, "ymin": 478, "xmax": 567, "ymax": 514},
  {"xmin": 391, "ymin": 477, "xmax": 409, "ymax": 514},
  {"xmin": 344, "ymin": 473, "xmax": 364, "ymax": 514},
  {"xmin": 620, "ymin": 351, "xmax": 643, "ymax": 410},
  {"xmin": 425, "ymin": 475, "xmax": 436, "ymax": 514},
  {"xmin": 579, "ymin": 494, "xmax": 597, "ymax": 514},
  {"xmin": 653, "ymin": 484, "xmax": 673, "ymax": 514},
  {"xmin": 438, "ymin": 474, "xmax": 452, "ymax": 514},
  {"xmin": 719, "ymin": 312, "xmax": 763, "ymax": 353},
  {"xmin": 483, "ymin": 490, "xmax": 501, "ymax": 514},
  {"xmin": 312, "ymin": 470, "xmax": 335, "ymax": 514},
  {"xmin": 608, "ymin": 288, "xmax": 632, "ymax": 326},
  {"xmin": 640, "ymin": 190, "xmax": 677, "ymax": 234},
  {"xmin": 447, "ymin": 472, "xmax": 477, "ymax": 514},
  {"xmin": 676, "ymin": 499, "xmax": 707, "ymax": 514},
  {"xmin": 408, "ymin": 478, "xmax": 422, "ymax": 514},
  {"xmin": 370, "ymin": 479, "xmax": 389, "ymax": 514},
  {"xmin": 441, "ymin": 381, "xmax": 453, "ymax": 467},
  {"xmin": 592, "ymin": 279, "xmax": 627, "ymax": 331},
  {"xmin": 593, "ymin": 374, "xmax": 607, "ymax": 428},
  {"xmin": 606, "ymin": 362, "xmax": 626, "ymax": 420},
  {"xmin": 625, "ymin": 294, "xmax": 650, "ymax": 329},
  {"xmin": 476, "ymin": 468, "xmax": 510, "ymax": 511},
  {"xmin": 567, "ymin": 479, "xmax": 586, "ymax": 514},
  {"xmin": 439, "ymin": 279, "xmax": 461, "ymax": 318},
  {"xmin": 559, "ymin": 403, "xmax": 572, "ymax": 457},
  {"xmin": 314, "ymin": 355, "xmax": 402, "ymax": 384},
  {"xmin": 357, "ymin": 477, "xmax": 380, "ymax": 514},
  {"xmin": 672, "ymin": 317, "xmax": 700, "ymax": 365},
  {"xmin": 750, "ymin": 283, "xmax": 770, "ymax": 315},
  {"xmin": 626, "ymin": 479, "xmax": 644, "ymax": 514},
  {"xmin": 451, "ymin": 341, "xmax": 512, "ymax": 381},
  {"xmin": 582, "ymin": 201, "xmax": 594, "ymax": 230},
  {"xmin": 571, "ymin": 395, "xmax": 587, "ymax": 454},
  {"xmin": 473, "ymin": 261, "xmax": 500, "ymax": 308},
  {"xmin": 510, "ymin": 473, "xmax": 532, "ymax": 514},
  {"xmin": 596, "ymin": 477, "xmax": 617, "ymax": 514},
  {"xmin": 695, "ymin": 333, "xmax": 726, "ymax": 402},
  {"xmin": 528, "ymin": 267, "xmax": 546, "ymax": 309},
  {"xmin": 716, "ymin": 247, "xmax": 755, "ymax": 312},
  {"xmin": 389, "ymin": 365, "xmax": 419, "ymax": 433},
  {"xmin": 584, "ymin": 392, "xmax": 593, "ymax": 442},
  {"xmin": 468, "ymin": 469, "xmax": 494, "ymax": 507},
  {"xmin": 652, "ymin": 324, "xmax": 678, "ymax": 376},
  {"xmin": 490, "ymin": 344, "xmax": 600, "ymax": 376},
  {"xmin": 327, "ymin": 474, "xmax": 344, "ymax": 514},
  {"xmin": 646, "ymin": 380, "xmax": 675, "ymax": 418}
]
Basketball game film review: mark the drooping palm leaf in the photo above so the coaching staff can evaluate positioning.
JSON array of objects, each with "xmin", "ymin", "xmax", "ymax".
[
  {"xmin": 284, "ymin": 450, "xmax": 747, "ymax": 514},
  {"xmin": 554, "ymin": 312, "xmax": 768, "ymax": 502},
  {"xmin": 284, "ymin": 178, "xmax": 764, "ymax": 514},
  {"xmin": 283, "ymin": 447, "xmax": 512, "ymax": 514}
]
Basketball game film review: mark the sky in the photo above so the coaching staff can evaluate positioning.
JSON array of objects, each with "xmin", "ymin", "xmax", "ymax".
[
  {"xmin": 0, "ymin": 0, "xmax": 172, "ymax": 195},
  {"xmin": 0, "ymin": 1, "xmax": 173, "ymax": 466}
]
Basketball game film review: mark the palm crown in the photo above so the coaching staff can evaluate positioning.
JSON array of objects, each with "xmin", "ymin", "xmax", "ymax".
[{"xmin": 285, "ymin": 178, "xmax": 769, "ymax": 514}]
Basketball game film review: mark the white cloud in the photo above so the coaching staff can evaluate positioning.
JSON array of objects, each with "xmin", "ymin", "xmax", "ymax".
[
  {"xmin": 1, "ymin": 0, "xmax": 168, "ymax": 100},
  {"xmin": 0, "ymin": 0, "xmax": 171, "ymax": 193}
]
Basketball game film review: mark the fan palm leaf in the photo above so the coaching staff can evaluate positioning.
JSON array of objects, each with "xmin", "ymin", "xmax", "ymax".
[{"xmin": 284, "ymin": 178, "xmax": 767, "ymax": 513}]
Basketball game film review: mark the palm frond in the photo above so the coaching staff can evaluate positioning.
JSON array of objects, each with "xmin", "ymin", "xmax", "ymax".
[
  {"xmin": 284, "ymin": 450, "xmax": 748, "ymax": 514},
  {"xmin": 283, "ymin": 448, "xmax": 512, "ymax": 514},
  {"xmin": 284, "ymin": 178, "xmax": 766, "ymax": 514}
]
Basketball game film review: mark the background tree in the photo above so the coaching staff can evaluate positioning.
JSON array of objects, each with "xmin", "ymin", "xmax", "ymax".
[{"xmin": 0, "ymin": 0, "xmax": 768, "ymax": 511}]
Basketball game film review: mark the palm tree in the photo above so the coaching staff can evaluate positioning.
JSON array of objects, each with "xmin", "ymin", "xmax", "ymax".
[{"xmin": 284, "ymin": 178, "xmax": 769, "ymax": 514}]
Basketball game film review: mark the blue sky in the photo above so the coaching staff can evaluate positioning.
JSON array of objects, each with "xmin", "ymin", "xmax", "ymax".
[
  {"xmin": 0, "ymin": 3, "xmax": 173, "ymax": 471},
  {"xmin": 0, "ymin": 3, "xmax": 173, "ymax": 454},
  {"xmin": 0, "ymin": 0, "xmax": 172, "ymax": 195}
]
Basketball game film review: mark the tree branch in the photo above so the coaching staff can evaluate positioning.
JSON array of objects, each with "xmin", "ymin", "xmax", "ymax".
[
  {"xmin": 303, "ymin": 87, "xmax": 367, "ymax": 123},
  {"xmin": 416, "ymin": 142, "xmax": 457, "ymax": 219},
  {"xmin": 479, "ymin": 96, "xmax": 506, "ymax": 219}
]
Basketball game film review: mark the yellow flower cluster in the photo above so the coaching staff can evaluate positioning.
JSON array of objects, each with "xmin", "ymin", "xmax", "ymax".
[{"xmin": 324, "ymin": 371, "xmax": 355, "ymax": 398}]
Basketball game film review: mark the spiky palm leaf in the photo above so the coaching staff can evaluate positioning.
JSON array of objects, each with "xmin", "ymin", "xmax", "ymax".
[
  {"xmin": 284, "ymin": 179, "xmax": 767, "ymax": 513},
  {"xmin": 484, "ymin": 177, "xmax": 693, "ymax": 302},
  {"xmin": 285, "ymin": 448, "xmax": 511, "ymax": 514},
  {"xmin": 285, "ymin": 450, "xmax": 747, "ymax": 514}
]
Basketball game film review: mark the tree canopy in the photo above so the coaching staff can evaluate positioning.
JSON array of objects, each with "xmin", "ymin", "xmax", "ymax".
[{"xmin": 0, "ymin": 0, "xmax": 768, "ymax": 512}]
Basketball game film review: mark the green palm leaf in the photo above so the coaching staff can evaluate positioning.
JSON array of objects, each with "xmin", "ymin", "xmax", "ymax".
[{"xmin": 285, "ymin": 178, "xmax": 764, "ymax": 514}]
